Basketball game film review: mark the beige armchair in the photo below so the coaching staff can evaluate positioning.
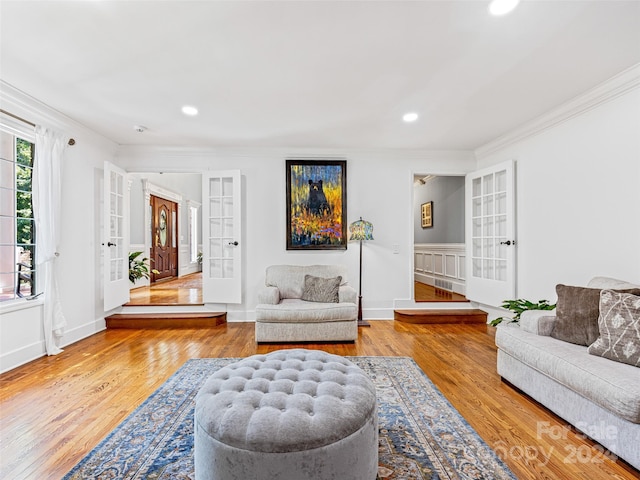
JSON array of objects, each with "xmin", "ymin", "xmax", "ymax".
[{"xmin": 255, "ymin": 265, "xmax": 358, "ymax": 343}]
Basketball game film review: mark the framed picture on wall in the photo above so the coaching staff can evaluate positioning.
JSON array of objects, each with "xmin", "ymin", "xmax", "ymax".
[
  {"xmin": 286, "ymin": 159, "xmax": 347, "ymax": 250},
  {"xmin": 421, "ymin": 201, "xmax": 433, "ymax": 228}
]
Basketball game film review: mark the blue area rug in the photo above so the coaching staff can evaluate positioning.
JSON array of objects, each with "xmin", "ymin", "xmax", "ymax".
[{"xmin": 63, "ymin": 356, "xmax": 515, "ymax": 479}]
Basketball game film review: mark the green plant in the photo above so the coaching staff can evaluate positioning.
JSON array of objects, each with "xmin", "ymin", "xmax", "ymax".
[
  {"xmin": 490, "ymin": 298, "xmax": 556, "ymax": 326},
  {"xmin": 129, "ymin": 251, "xmax": 156, "ymax": 284}
]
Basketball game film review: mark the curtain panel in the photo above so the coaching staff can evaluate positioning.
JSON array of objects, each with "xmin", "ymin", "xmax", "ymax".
[{"xmin": 34, "ymin": 127, "xmax": 68, "ymax": 355}]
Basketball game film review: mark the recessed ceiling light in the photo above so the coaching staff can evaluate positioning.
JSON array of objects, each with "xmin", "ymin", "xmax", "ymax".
[
  {"xmin": 488, "ymin": 0, "xmax": 520, "ymax": 16},
  {"xmin": 403, "ymin": 112, "xmax": 419, "ymax": 123},
  {"xmin": 181, "ymin": 105, "xmax": 199, "ymax": 116}
]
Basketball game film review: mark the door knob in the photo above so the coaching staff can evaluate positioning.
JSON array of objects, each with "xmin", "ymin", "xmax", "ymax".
[
  {"xmin": 107, "ymin": 242, "xmax": 117, "ymax": 247},
  {"xmin": 499, "ymin": 240, "xmax": 514, "ymax": 246},
  {"xmin": 228, "ymin": 241, "xmax": 239, "ymax": 246}
]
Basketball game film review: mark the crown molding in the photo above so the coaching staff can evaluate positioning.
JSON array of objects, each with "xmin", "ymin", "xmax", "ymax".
[
  {"xmin": 0, "ymin": 80, "xmax": 117, "ymax": 152},
  {"xmin": 117, "ymin": 144, "xmax": 474, "ymax": 161},
  {"xmin": 475, "ymin": 63, "xmax": 640, "ymax": 159}
]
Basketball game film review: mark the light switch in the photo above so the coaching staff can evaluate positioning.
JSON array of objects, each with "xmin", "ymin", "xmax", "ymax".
[{"xmin": 392, "ymin": 244, "xmax": 399, "ymax": 254}]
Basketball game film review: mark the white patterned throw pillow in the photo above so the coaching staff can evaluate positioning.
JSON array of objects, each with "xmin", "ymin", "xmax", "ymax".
[{"xmin": 588, "ymin": 290, "xmax": 640, "ymax": 367}]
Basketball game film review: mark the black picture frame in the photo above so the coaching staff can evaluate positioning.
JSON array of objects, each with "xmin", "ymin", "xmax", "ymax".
[{"xmin": 286, "ymin": 159, "xmax": 347, "ymax": 250}]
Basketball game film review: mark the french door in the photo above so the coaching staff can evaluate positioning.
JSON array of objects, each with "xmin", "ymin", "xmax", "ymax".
[
  {"xmin": 465, "ymin": 160, "xmax": 516, "ymax": 306},
  {"xmin": 202, "ymin": 170, "xmax": 242, "ymax": 304},
  {"xmin": 103, "ymin": 161, "xmax": 130, "ymax": 311}
]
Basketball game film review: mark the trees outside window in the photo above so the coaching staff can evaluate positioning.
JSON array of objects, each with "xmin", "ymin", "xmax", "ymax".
[{"xmin": 0, "ymin": 130, "xmax": 36, "ymax": 301}]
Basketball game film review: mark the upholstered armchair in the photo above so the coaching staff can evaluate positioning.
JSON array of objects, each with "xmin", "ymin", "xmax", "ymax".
[{"xmin": 254, "ymin": 265, "xmax": 358, "ymax": 343}]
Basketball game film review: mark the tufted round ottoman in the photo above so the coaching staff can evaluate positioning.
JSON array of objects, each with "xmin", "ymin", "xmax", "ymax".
[{"xmin": 194, "ymin": 349, "xmax": 378, "ymax": 480}]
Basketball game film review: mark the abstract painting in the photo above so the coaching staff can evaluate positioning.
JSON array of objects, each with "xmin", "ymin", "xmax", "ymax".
[{"xmin": 286, "ymin": 159, "xmax": 347, "ymax": 250}]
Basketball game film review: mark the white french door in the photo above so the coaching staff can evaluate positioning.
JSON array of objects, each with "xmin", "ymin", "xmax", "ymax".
[
  {"xmin": 103, "ymin": 161, "xmax": 130, "ymax": 311},
  {"xmin": 202, "ymin": 170, "xmax": 242, "ymax": 304},
  {"xmin": 465, "ymin": 160, "xmax": 516, "ymax": 306}
]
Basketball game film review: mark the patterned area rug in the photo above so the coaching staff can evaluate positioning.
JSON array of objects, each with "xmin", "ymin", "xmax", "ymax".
[{"xmin": 63, "ymin": 356, "xmax": 515, "ymax": 479}]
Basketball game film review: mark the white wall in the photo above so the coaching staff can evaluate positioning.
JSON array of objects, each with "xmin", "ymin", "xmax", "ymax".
[
  {"xmin": 475, "ymin": 76, "xmax": 640, "ymax": 306},
  {"xmin": 0, "ymin": 83, "xmax": 118, "ymax": 373},
  {"xmin": 116, "ymin": 148, "xmax": 476, "ymax": 321}
]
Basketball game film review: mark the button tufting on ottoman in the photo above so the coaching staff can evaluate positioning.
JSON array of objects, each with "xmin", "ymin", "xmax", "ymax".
[{"xmin": 195, "ymin": 349, "xmax": 378, "ymax": 480}]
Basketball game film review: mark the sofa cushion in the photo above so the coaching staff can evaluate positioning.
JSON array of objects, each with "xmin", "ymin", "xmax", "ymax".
[
  {"xmin": 496, "ymin": 324, "xmax": 640, "ymax": 423},
  {"xmin": 551, "ymin": 284, "xmax": 640, "ymax": 346},
  {"xmin": 265, "ymin": 265, "xmax": 348, "ymax": 299},
  {"xmin": 256, "ymin": 299, "xmax": 357, "ymax": 323},
  {"xmin": 588, "ymin": 290, "xmax": 640, "ymax": 367},
  {"xmin": 301, "ymin": 275, "xmax": 341, "ymax": 303},
  {"xmin": 588, "ymin": 277, "xmax": 640, "ymax": 290}
]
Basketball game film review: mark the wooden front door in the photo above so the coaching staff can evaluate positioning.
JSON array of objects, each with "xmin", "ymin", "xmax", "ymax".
[{"xmin": 151, "ymin": 195, "xmax": 178, "ymax": 282}]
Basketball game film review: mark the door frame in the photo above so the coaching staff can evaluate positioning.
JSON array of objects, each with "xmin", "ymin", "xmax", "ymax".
[
  {"xmin": 410, "ymin": 171, "xmax": 467, "ymax": 303},
  {"xmin": 142, "ymin": 180, "xmax": 182, "ymax": 282}
]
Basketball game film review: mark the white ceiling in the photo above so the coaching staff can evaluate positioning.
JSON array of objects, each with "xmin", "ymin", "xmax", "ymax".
[{"xmin": 1, "ymin": 0, "xmax": 639, "ymax": 150}]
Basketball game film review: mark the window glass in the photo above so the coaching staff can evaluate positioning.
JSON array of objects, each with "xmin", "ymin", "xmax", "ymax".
[{"xmin": 0, "ymin": 129, "xmax": 36, "ymax": 302}]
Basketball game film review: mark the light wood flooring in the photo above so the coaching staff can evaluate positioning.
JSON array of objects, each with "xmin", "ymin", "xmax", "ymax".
[
  {"xmin": 1, "ymin": 322, "xmax": 637, "ymax": 480},
  {"xmin": 127, "ymin": 276, "xmax": 463, "ymax": 306},
  {"xmin": 127, "ymin": 272, "xmax": 203, "ymax": 305},
  {"xmin": 414, "ymin": 281, "xmax": 469, "ymax": 303}
]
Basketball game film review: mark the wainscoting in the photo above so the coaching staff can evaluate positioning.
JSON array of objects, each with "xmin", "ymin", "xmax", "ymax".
[{"xmin": 414, "ymin": 243, "xmax": 466, "ymax": 295}]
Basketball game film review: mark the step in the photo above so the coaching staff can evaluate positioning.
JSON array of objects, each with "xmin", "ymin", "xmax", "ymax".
[
  {"xmin": 394, "ymin": 308, "xmax": 487, "ymax": 324},
  {"xmin": 105, "ymin": 312, "xmax": 227, "ymax": 329}
]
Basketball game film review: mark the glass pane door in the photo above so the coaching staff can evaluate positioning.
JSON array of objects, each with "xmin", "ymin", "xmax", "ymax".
[{"xmin": 202, "ymin": 170, "xmax": 241, "ymax": 304}]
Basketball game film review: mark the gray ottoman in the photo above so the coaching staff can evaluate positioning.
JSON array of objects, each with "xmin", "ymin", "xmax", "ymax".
[{"xmin": 195, "ymin": 349, "xmax": 378, "ymax": 480}]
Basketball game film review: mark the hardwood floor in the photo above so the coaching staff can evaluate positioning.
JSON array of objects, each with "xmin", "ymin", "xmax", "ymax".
[
  {"xmin": 414, "ymin": 281, "xmax": 469, "ymax": 302},
  {"xmin": 127, "ymin": 272, "xmax": 203, "ymax": 305},
  {"xmin": 1, "ymin": 322, "xmax": 637, "ymax": 480}
]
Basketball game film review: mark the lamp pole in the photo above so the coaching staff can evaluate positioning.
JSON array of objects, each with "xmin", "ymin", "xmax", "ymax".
[{"xmin": 357, "ymin": 238, "xmax": 370, "ymax": 327}]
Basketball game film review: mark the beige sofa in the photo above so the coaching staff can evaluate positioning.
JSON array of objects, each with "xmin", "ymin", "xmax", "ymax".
[
  {"xmin": 495, "ymin": 276, "xmax": 640, "ymax": 470},
  {"xmin": 255, "ymin": 265, "xmax": 358, "ymax": 343}
]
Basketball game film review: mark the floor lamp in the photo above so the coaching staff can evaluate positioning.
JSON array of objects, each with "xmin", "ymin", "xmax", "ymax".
[{"xmin": 349, "ymin": 217, "xmax": 374, "ymax": 327}]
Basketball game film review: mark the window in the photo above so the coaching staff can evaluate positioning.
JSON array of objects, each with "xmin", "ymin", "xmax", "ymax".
[
  {"xmin": 187, "ymin": 201, "xmax": 200, "ymax": 264},
  {"xmin": 0, "ymin": 126, "xmax": 37, "ymax": 302}
]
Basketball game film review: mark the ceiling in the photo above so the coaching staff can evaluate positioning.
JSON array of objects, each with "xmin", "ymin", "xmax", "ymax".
[{"xmin": 1, "ymin": 1, "xmax": 639, "ymax": 150}]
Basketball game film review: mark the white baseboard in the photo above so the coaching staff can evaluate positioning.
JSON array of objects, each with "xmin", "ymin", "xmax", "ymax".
[
  {"xmin": 0, "ymin": 318, "xmax": 106, "ymax": 374},
  {"xmin": 0, "ymin": 340, "xmax": 46, "ymax": 374}
]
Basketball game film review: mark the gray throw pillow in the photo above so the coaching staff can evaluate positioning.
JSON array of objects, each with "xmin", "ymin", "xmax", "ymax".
[
  {"xmin": 301, "ymin": 275, "xmax": 342, "ymax": 303},
  {"xmin": 550, "ymin": 284, "xmax": 640, "ymax": 346},
  {"xmin": 588, "ymin": 290, "xmax": 640, "ymax": 367}
]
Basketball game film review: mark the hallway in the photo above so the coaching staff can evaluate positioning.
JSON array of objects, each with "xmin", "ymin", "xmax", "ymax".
[{"xmin": 127, "ymin": 272, "xmax": 202, "ymax": 306}]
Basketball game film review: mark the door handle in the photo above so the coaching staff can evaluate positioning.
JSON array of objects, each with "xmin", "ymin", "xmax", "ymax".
[
  {"xmin": 228, "ymin": 241, "xmax": 239, "ymax": 246},
  {"xmin": 107, "ymin": 242, "xmax": 117, "ymax": 247},
  {"xmin": 499, "ymin": 240, "xmax": 515, "ymax": 246}
]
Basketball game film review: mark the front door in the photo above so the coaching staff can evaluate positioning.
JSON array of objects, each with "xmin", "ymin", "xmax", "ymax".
[
  {"xmin": 150, "ymin": 195, "xmax": 178, "ymax": 282},
  {"xmin": 465, "ymin": 160, "xmax": 516, "ymax": 306}
]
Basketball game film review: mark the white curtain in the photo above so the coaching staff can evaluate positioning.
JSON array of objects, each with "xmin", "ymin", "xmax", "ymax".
[{"xmin": 34, "ymin": 127, "xmax": 68, "ymax": 355}]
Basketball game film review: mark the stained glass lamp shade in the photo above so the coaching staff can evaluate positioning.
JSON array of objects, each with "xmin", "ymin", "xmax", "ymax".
[{"xmin": 349, "ymin": 218, "xmax": 374, "ymax": 241}]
